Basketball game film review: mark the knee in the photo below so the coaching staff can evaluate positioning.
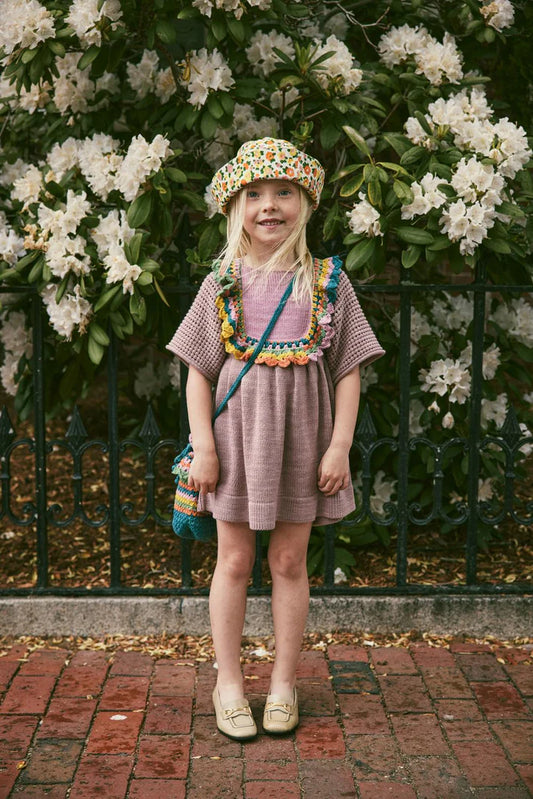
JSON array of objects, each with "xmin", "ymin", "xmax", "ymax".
[
  {"xmin": 218, "ymin": 549, "xmax": 255, "ymax": 582},
  {"xmin": 268, "ymin": 548, "xmax": 307, "ymax": 581}
]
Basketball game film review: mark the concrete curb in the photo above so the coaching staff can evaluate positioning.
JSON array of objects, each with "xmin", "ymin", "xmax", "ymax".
[{"xmin": 1, "ymin": 594, "xmax": 531, "ymax": 638}]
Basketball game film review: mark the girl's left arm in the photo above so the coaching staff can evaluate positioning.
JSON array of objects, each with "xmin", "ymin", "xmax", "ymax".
[{"xmin": 318, "ymin": 366, "xmax": 361, "ymax": 496}]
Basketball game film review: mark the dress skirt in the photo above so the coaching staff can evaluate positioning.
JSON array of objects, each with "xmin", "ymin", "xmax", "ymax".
[{"xmin": 197, "ymin": 355, "xmax": 356, "ymax": 530}]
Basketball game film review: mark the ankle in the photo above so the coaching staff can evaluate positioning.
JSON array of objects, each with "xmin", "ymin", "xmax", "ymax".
[{"xmin": 216, "ymin": 680, "xmax": 245, "ymax": 704}]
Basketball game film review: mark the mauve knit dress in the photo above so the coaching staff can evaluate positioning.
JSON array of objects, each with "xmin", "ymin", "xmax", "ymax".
[{"xmin": 167, "ymin": 256, "xmax": 384, "ymax": 530}]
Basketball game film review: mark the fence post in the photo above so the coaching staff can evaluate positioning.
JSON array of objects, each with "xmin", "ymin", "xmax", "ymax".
[
  {"xmin": 32, "ymin": 292, "xmax": 48, "ymax": 589},
  {"xmin": 466, "ymin": 261, "xmax": 486, "ymax": 584},
  {"xmin": 107, "ymin": 328, "xmax": 122, "ymax": 588},
  {"xmin": 396, "ymin": 269, "xmax": 411, "ymax": 587}
]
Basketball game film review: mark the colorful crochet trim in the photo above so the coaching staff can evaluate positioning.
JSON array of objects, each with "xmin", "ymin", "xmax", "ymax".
[{"xmin": 213, "ymin": 256, "xmax": 342, "ymax": 367}]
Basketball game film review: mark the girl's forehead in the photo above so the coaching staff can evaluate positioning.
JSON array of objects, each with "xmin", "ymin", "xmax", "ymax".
[{"xmin": 247, "ymin": 178, "xmax": 295, "ymax": 190}]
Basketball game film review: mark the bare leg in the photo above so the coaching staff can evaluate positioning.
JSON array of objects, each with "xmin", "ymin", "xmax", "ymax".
[
  {"xmin": 209, "ymin": 520, "xmax": 256, "ymax": 704},
  {"xmin": 267, "ymin": 521, "xmax": 312, "ymax": 697}
]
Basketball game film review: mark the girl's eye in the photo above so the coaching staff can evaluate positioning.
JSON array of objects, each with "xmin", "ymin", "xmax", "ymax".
[
  {"xmin": 279, "ymin": 189, "xmax": 291, "ymax": 196},
  {"xmin": 247, "ymin": 190, "xmax": 259, "ymax": 198}
]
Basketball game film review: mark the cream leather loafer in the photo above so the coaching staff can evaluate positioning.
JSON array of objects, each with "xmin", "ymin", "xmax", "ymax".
[
  {"xmin": 212, "ymin": 688, "xmax": 257, "ymax": 740},
  {"xmin": 262, "ymin": 688, "xmax": 299, "ymax": 734}
]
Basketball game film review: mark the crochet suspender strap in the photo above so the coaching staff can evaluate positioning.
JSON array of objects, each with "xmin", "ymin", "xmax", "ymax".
[{"xmin": 213, "ymin": 274, "xmax": 295, "ymax": 421}]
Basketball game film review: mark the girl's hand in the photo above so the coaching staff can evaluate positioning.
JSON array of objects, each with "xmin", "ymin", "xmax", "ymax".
[
  {"xmin": 188, "ymin": 449, "xmax": 220, "ymax": 494},
  {"xmin": 317, "ymin": 445, "xmax": 351, "ymax": 497}
]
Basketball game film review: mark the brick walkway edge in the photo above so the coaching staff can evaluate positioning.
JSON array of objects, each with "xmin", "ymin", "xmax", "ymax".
[{"xmin": 0, "ymin": 640, "xmax": 532, "ymax": 798}]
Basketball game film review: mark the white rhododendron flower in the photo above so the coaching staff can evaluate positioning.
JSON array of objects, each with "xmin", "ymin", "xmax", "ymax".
[
  {"xmin": 442, "ymin": 411, "xmax": 455, "ymax": 429},
  {"xmin": 116, "ymin": 134, "xmax": 171, "ymax": 201},
  {"xmin": 37, "ymin": 190, "xmax": 91, "ymax": 238},
  {"xmin": 103, "ymin": 245, "xmax": 141, "ymax": 295},
  {"xmin": 370, "ymin": 471, "xmax": 397, "ymax": 517},
  {"xmin": 392, "ymin": 308, "xmax": 432, "ymax": 356},
  {"xmin": 346, "ymin": 193, "xmax": 383, "ymax": 237},
  {"xmin": 0, "ymin": 76, "xmax": 51, "ymax": 114},
  {"xmin": 270, "ymin": 86, "xmax": 300, "ymax": 115},
  {"xmin": 312, "ymin": 35, "xmax": 363, "ymax": 95},
  {"xmin": 0, "ymin": 0, "xmax": 55, "ymax": 60},
  {"xmin": 182, "ymin": 48, "xmax": 234, "ymax": 108},
  {"xmin": 45, "ymin": 234, "xmax": 91, "ymax": 279},
  {"xmin": 378, "ymin": 24, "xmax": 463, "ymax": 85},
  {"xmin": 42, "ymin": 284, "xmax": 92, "ymax": 340},
  {"xmin": 480, "ymin": 0, "xmax": 515, "ymax": 31},
  {"xmin": 168, "ymin": 358, "xmax": 181, "ymax": 390},
  {"xmin": 439, "ymin": 199, "xmax": 496, "ymax": 255},
  {"xmin": 491, "ymin": 298, "xmax": 533, "ymax": 348},
  {"xmin": 77, "ymin": 134, "xmax": 123, "ymax": 200},
  {"xmin": 232, "ymin": 103, "xmax": 276, "ymax": 142},
  {"xmin": 419, "ymin": 358, "xmax": 471, "ymax": 404},
  {"xmin": 481, "ymin": 395, "xmax": 508, "ymax": 428},
  {"xmin": 52, "ymin": 53, "xmax": 117, "ymax": 115},
  {"xmin": 401, "ymin": 173, "xmax": 449, "ymax": 219},
  {"xmin": 0, "ymin": 212, "xmax": 26, "ymax": 266},
  {"xmin": 246, "ymin": 30, "xmax": 295, "ymax": 77},
  {"xmin": 66, "ymin": 0, "xmax": 123, "ymax": 47},
  {"xmin": 11, "ymin": 164, "xmax": 44, "ymax": 208},
  {"xmin": 431, "ymin": 295, "xmax": 474, "ymax": 334},
  {"xmin": 410, "ymin": 399, "xmax": 427, "ymax": 437},
  {"xmin": 203, "ymin": 184, "xmax": 219, "ymax": 219},
  {"xmin": 459, "ymin": 342, "xmax": 501, "ymax": 380},
  {"xmin": 193, "ymin": 0, "xmax": 271, "ymax": 17},
  {"xmin": 126, "ymin": 50, "xmax": 159, "ymax": 99},
  {"xmin": 0, "ymin": 310, "xmax": 33, "ymax": 395},
  {"xmin": 91, "ymin": 209, "xmax": 134, "ymax": 258},
  {"xmin": 134, "ymin": 362, "xmax": 170, "ymax": 400},
  {"xmin": 155, "ymin": 68, "xmax": 177, "ymax": 104}
]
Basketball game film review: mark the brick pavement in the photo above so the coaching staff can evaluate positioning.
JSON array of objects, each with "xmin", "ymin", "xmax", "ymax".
[{"xmin": 0, "ymin": 640, "xmax": 532, "ymax": 798}]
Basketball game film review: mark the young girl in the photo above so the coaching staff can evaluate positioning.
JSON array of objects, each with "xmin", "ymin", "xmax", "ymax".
[{"xmin": 167, "ymin": 138, "xmax": 384, "ymax": 740}]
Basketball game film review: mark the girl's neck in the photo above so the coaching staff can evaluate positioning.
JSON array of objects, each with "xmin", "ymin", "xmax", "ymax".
[{"xmin": 244, "ymin": 249, "xmax": 297, "ymax": 273}]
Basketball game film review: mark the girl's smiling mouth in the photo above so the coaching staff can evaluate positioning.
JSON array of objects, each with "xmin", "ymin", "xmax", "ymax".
[{"xmin": 259, "ymin": 218, "xmax": 283, "ymax": 226}]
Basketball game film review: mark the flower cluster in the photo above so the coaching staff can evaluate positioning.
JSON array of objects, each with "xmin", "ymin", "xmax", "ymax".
[
  {"xmin": 181, "ymin": 48, "xmax": 234, "ymax": 108},
  {"xmin": 39, "ymin": 190, "xmax": 92, "ymax": 279},
  {"xmin": 53, "ymin": 52, "xmax": 119, "ymax": 116},
  {"xmin": 92, "ymin": 209, "xmax": 139, "ymax": 295},
  {"xmin": 346, "ymin": 193, "xmax": 383, "ymax": 237},
  {"xmin": 0, "ymin": 309, "xmax": 32, "ymax": 396},
  {"xmin": 246, "ymin": 30, "xmax": 295, "ymax": 77},
  {"xmin": 116, "ymin": 134, "xmax": 171, "ymax": 202},
  {"xmin": 378, "ymin": 24, "xmax": 463, "ymax": 85},
  {"xmin": 134, "ymin": 362, "xmax": 171, "ymax": 401},
  {"xmin": 0, "ymin": 0, "xmax": 55, "ymax": 62},
  {"xmin": 480, "ymin": 0, "xmax": 515, "ymax": 31},
  {"xmin": 419, "ymin": 357, "xmax": 472, "ymax": 405},
  {"xmin": 312, "ymin": 35, "xmax": 363, "ymax": 96},
  {"xmin": 41, "ymin": 283, "xmax": 92, "ymax": 340},
  {"xmin": 126, "ymin": 50, "xmax": 177, "ymax": 105},
  {"xmin": 401, "ymin": 88, "xmax": 531, "ymax": 254},
  {"xmin": 192, "ymin": 0, "xmax": 271, "ymax": 18},
  {"xmin": 0, "ymin": 75, "xmax": 51, "ymax": 114},
  {"xmin": 65, "ymin": 0, "xmax": 123, "ymax": 47},
  {"xmin": 492, "ymin": 298, "xmax": 533, "ymax": 348},
  {"xmin": 0, "ymin": 211, "xmax": 25, "ymax": 266}
]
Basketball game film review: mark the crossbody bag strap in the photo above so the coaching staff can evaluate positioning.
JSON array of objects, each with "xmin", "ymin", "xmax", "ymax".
[{"xmin": 213, "ymin": 274, "xmax": 295, "ymax": 421}]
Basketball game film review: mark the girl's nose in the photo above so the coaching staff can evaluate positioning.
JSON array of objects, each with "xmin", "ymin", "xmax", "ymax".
[{"xmin": 261, "ymin": 191, "xmax": 278, "ymax": 210}]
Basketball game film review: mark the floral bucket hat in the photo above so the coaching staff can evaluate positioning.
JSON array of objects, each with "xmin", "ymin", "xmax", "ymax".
[{"xmin": 211, "ymin": 137, "xmax": 325, "ymax": 215}]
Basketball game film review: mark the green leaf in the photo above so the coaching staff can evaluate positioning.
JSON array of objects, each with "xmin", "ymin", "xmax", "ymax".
[
  {"xmin": 382, "ymin": 132, "xmax": 412, "ymax": 156},
  {"xmin": 227, "ymin": 16, "xmax": 245, "ymax": 43},
  {"xmin": 47, "ymin": 40, "xmax": 66, "ymax": 57},
  {"xmin": 319, "ymin": 120, "xmax": 341, "ymax": 150},
  {"xmin": 207, "ymin": 93, "xmax": 225, "ymax": 119},
  {"xmin": 378, "ymin": 161, "xmax": 411, "ymax": 178},
  {"xmin": 155, "ymin": 19, "xmax": 177, "ymax": 44},
  {"xmin": 401, "ymin": 245, "xmax": 422, "ymax": 269},
  {"xmin": 393, "ymin": 180, "xmax": 414, "ymax": 203},
  {"xmin": 89, "ymin": 322, "xmax": 110, "ymax": 346},
  {"xmin": 367, "ymin": 180, "xmax": 382, "ymax": 207},
  {"xmin": 126, "ymin": 232, "xmax": 143, "ymax": 265},
  {"xmin": 330, "ymin": 163, "xmax": 364, "ymax": 182},
  {"xmin": 345, "ymin": 238, "xmax": 376, "ymax": 271},
  {"xmin": 87, "ymin": 336, "xmax": 104, "ymax": 365},
  {"xmin": 21, "ymin": 48, "xmax": 38, "ymax": 63},
  {"xmin": 165, "ymin": 166, "xmax": 187, "ymax": 184},
  {"xmin": 400, "ymin": 147, "xmax": 427, "ymax": 167},
  {"xmin": 154, "ymin": 276, "xmax": 170, "ymax": 307},
  {"xmin": 427, "ymin": 235, "xmax": 452, "ymax": 251},
  {"xmin": 77, "ymin": 45, "xmax": 100, "ymax": 71},
  {"xmin": 198, "ymin": 224, "xmax": 220, "ymax": 261},
  {"xmin": 136, "ymin": 271, "xmax": 153, "ymax": 286},
  {"xmin": 127, "ymin": 192, "xmax": 153, "ymax": 228},
  {"xmin": 342, "ymin": 125, "xmax": 371, "ymax": 158},
  {"xmin": 395, "ymin": 226, "xmax": 435, "ymax": 245},
  {"xmin": 219, "ymin": 93, "xmax": 234, "ymax": 115},
  {"xmin": 129, "ymin": 292, "xmax": 147, "ymax": 325},
  {"xmin": 94, "ymin": 284, "xmax": 121, "ymax": 312},
  {"xmin": 14, "ymin": 251, "xmax": 40, "ymax": 271},
  {"xmin": 28, "ymin": 258, "xmax": 44, "ymax": 283},
  {"xmin": 484, "ymin": 237, "xmax": 511, "ymax": 254},
  {"xmin": 55, "ymin": 274, "xmax": 70, "ymax": 304},
  {"xmin": 139, "ymin": 258, "xmax": 161, "ymax": 273},
  {"xmin": 496, "ymin": 200, "xmax": 526, "ymax": 220},
  {"xmin": 339, "ymin": 173, "xmax": 365, "ymax": 197},
  {"xmin": 200, "ymin": 109, "xmax": 218, "ymax": 139},
  {"xmin": 174, "ymin": 190, "xmax": 206, "ymax": 212},
  {"xmin": 210, "ymin": 16, "xmax": 227, "ymax": 42}
]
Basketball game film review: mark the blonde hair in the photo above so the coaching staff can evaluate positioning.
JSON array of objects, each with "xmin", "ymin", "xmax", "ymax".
[{"xmin": 217, "ymin": 184, "xmax": 315, "ymax": 303}]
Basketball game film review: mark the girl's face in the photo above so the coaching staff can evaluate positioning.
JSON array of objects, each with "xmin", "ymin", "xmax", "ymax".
[{"xmin": 242, "ymin": 179, "xmax": 301, "ymax": 258}]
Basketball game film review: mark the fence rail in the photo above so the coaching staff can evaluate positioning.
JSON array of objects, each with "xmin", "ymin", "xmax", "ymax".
[{"xmin": 1, "ymin": 264, "xmax": 532, "ymax": 597}]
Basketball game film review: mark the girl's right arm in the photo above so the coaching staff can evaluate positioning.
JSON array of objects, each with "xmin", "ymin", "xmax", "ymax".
[{"xmin": 185, "ymin": 365, "xmax": 220, "ymax": 494}]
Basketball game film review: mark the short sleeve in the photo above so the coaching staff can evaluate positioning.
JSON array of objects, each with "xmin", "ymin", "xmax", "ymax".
[
  {"xmin": 326, "ymin": 271, "xmax": 385, "ymax": 384},
  {"xmin": 166, "ymin": 273, "xmax": 226, "ymax": 382}
]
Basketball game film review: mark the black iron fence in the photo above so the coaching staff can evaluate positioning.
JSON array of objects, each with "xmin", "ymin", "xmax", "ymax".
[{"xmin": 1, "ymin": 263, "xmax": 532, "ymax": 597}]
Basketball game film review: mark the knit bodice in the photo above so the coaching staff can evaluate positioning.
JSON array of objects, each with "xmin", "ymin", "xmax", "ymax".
[{"xmin": 213, "ymin": 256, "xmax": 341, "ymax": 367}]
